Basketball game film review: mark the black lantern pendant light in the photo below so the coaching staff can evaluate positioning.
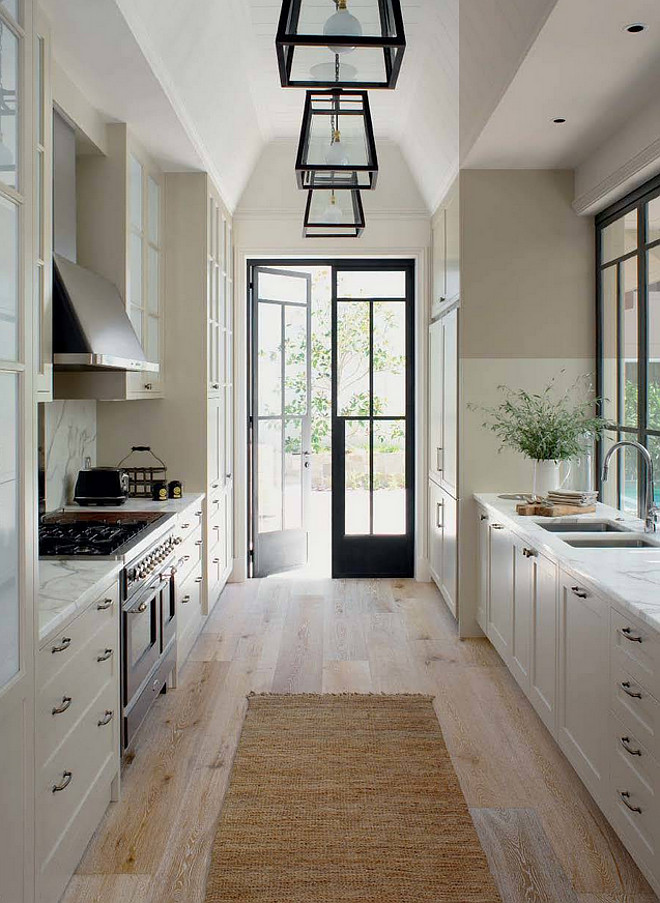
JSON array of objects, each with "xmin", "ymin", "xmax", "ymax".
[
  {"xmin": 296, "ymin": 89, "xmax": 378, "ymax": 190},
  {"xmin": 276, "ymin": 0, "xmax": 405, "ymax": 90},
  {"xmin": 303, "ymin": 188, "xmax": 365, "ymax": 238}
]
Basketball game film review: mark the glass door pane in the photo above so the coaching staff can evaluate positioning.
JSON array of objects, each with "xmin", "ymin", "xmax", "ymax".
[
  {"xmin": 253, "ymin": 268, "xmax": 312, "ymax": 576},
  {"xmin": 332, "ymin": 263, "xmax": 414, "ymax": 577}
]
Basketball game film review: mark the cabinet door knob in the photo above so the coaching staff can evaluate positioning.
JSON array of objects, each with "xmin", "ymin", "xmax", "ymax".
[
  {"xmin": 52, "ymin": 771, "xmax": 72, "ymax": 793},
  {"xmin": 97, "ymin": 598, "xmax": 113, "ymax": 611},
  {"xmin": 621, "ymin": 627, "xmax": 643, "ymax": 643},
  {"xmin": 621, "ymin": 681, "xmax": 643, "ymax": 699},
  {"xmin": 52, "ymin": 696, "xmax": 72, "ymax": 716},
  {"xmin": 620, "ymin": 736, "xmax": 642, "ymax": 757},
  {"xmin": 97, "ymin": 648, "xmax": 113, "ymax": 663},
  {"xmin": 52, "ymin": 636, "xmax": 72, "ymax": 654},
  {"xmin": 618, "ymin": 790, "xmax": 642, "ymax": 814},
  {"xmin": 97, "ymin": 710, "xmax": 114, "ymax": 727}
]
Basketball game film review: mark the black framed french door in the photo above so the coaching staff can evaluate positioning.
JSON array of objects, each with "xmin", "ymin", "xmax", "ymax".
[
  {"xmin": 331, "ymin": 261, "xmax": 415, "ymax": 577},
  {"xmin": 251, "ymin": 267, "xmax": 313, "ymax": 577}
]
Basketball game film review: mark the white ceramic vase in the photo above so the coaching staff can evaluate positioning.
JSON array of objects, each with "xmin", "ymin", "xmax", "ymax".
[{"xmin": 532, "ymin": 459, "xmax": 563, "ymax": 498}]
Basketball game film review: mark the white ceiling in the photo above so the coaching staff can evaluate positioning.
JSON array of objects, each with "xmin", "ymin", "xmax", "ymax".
[
  {"xmin": 466, "ymin": 0, "xmax": 660, "ymax": 170},
  {"xmin": 39, "ymin": 0, "xmax": 660, "ymax": 216}
]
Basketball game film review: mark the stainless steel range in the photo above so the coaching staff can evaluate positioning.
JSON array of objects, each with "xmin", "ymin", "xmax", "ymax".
[{"xmin": 39, "ymin": 511, "xmax": 180, "ymax": 749}]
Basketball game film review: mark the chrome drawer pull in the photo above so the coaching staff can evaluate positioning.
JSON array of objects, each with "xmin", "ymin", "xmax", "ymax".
[
  {"xmin": 491, "ymin": 524, "xmax": 504, "ymax": 531},
  {"xmin": 97, "ymin": 598, "xmax": 113, "ymax": 611},
  {"xmin": 436, "ymin": 447, "xmax": 443, "ymax": 472},
  {"xmin": 621, "ymin": 627, "xmax": 643, "ymax": 643},
  {"xmin": 195, "ymin": 510, "xmax": 202, "ymax": 517},
  {"xmin": 621, "ymin": 681, "xmax": 643, "ymax": 699},
  {"xmin": 571, "ymin": 585, "xmax": 588, "ymax": 599},
  {"xmin": 52, "ymin": 771, "xmax": 72, "ymax": 793},
  {"xmin": 52, "ymin": 636, "xmax": 72, "ymax": 654},
  {"xmin": 195, "ymin": 576, "xmax": 203, "ymax": 583},
  {"xmin": 97, "ymin": 710, "xmax": 114, "ymax": 727},
  {"xmin": 195, "ymin": 540, "xmax": 203, "ymax": 546},
  {"xmin": 178, "ymin": 555, "xmax": 191, "ymax": 567},
  {"xmin": 620, "ymin": 736, "xmax": 642, "ymax": 757},
  {"xmin": 619, "ymin": 790, "xmax": 642, "ymax": 814},
  {"xmin": 181, "ymin": 523, "xmax": 190, "ymax": 529},
  {"xmin": 181, "ymin": 594, "xmax": 191, "ymax": 604},
  {"xmin": 522, "ymin": 548, "xmax": 537, "ymax": 558},
  {"xmin": 52, "ymin": 696, "xmax": 72, "ymax": 716},
  {"xmin": 213, "ymin": 557, "xmax": 220, "ymax": 564},
  {"xmin": 97, "ymin": 648, "xmax": 113, "ymax": 663}
]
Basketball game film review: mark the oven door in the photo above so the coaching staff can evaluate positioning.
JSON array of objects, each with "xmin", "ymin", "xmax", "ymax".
[{"xmin": 123, "ymin": 576, "xmax": 165, "ymax": 704}]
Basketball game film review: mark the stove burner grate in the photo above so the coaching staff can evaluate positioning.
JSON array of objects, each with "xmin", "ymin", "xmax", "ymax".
[{"xmin": 39, "ymin": 519, "xmax": 153, "ymax": 557}]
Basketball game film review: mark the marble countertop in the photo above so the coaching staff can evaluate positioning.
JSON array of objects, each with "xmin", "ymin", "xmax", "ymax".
[
  {"xmin": 38, "ymin": 493, "xmax": 205, "ymax": 646},
  {"xmin": 38, "ymin": 558, "xmax": 123, "ymax": 648},
  {"xmin": 62, "ymin": 491, "xmax": 205, "ymax": 516},
  {"xmin": 474, "ymin": 493, "xmax": 660, "ymax": 635}
]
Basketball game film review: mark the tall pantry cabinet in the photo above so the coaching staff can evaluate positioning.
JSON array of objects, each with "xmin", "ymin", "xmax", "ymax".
[{"xmin": 428, "ymin": 180, "xmax": 459, "ymax": 617}]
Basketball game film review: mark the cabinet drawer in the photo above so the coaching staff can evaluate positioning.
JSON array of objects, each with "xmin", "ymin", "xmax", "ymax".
[
  {"xmin": 38, "ymin": 581, "xmax": 119, "ymax": 686},
  {"xmin": 37, "ymin": 678, "xmax": 118, "ymax": 867},
  {"xmin": 38, "ymin": 614, "xmax": 118, "ymax": 763},
  {"xmin": 175, "ymin": 526, "xmax": 203, "ymax": 586},
  {"xmin": 609, "ymin": 715, "xmax": 659, "ymax": 868},
  {"xmin": 178, "ymin": 564, "xmax": 204, "ymax": 635},
  {"xmin": 176, "ymin": 504, "xmax": 203, "ymax": 543},
  {"xmin": 611, "ymin": 660, "xmax": 660, "ymax": 761},
  {"xmin": 610, "ymin": 711, "xmax": 659, "ymax": 801},
  {"xmin": 612, "ymin": 607, "xmax": 660, "ymax": 699}
]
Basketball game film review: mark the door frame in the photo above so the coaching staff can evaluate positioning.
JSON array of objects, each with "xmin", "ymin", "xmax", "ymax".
[{"xmin": 247, "ymin": 257, "xmax": 418, "ymax": 578}]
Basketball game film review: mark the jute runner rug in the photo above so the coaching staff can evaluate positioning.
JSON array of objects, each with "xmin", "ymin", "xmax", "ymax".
[{"xmin": 204, "ymin": 694, "xmax": 501, "ymax": 902}]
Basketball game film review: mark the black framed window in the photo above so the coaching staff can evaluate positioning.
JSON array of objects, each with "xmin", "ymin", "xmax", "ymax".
[{"xmin": 597, "ymin": 174, "xmax": 660, "ymax": 515}]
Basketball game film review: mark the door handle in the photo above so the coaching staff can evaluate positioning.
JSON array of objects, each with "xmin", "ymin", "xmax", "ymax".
[
  {"xmin": 436, "ymin": 500, "xmax": 444, "ymax": 529},
  {"xmin": 620, "ymin": 736, "xmax": 642, "ymax": 756},
  {"xmin": 52, "ymin": 696, "xmax": 72, "ymax": 716},
  {"xmin": 621, "ymin": 627, "xmax": 643, "ymax": 643},
  {"xmin": 621, "ymin": 681, "xmax": 643, "ymax": 699},
  {"xmin": 618, "ymin": 790, "xmax": 642, "ymax": 814},
  {"xmin": 436, "ymin": 447, "xmax": 443, "ymax": 472},
  {"xmin": 52, "ymin": 771, "xmax": 72, "ymax": 793}
]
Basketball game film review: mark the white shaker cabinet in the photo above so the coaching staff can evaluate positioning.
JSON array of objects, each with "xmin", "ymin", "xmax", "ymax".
[
  {"xmin": 511, "ymin": 539, "xmax": 535, "ymax": 693},
  {"xmin": 428, "ymin": 308, "xmax": 457, "ymax": 494},
  {"xmin": 429, "ymin": 479, "xmax": 458, "ymax": 617},
  {"xmin": 529, "ymin": 553, "xmax": 558, "ymax": 734},
  {"xmin": 557, "ymin": 571, "xmax": 608, "ymax": 802},
  {"xmin": 476, "ymin": 509, "xmax": 490, "ymax": 632},
  {"xmin": 487, "ymin": 521, "xmax": 514, "ymax": 664}
]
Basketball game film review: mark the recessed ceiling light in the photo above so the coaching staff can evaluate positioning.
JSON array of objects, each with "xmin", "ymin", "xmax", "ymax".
[
  {"xmin": 624, "ymin": 23, "xmax": 647, "ymax": 33},
  {"xmin": 553, "ymin": 118, "xmax": 566, "ymax": 124}
]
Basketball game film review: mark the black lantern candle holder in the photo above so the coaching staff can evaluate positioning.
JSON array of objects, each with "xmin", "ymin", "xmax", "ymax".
[
  {"xmin": 276, "ymin": 0, "xmax": 405, "ymax": 90},
  {"xmin": 303, "ymin": 188, "xmax": 365, "ymax": 238},
  {"xmin": 296, "ymin": 89, "xmax": 378, "ymax": 191}
]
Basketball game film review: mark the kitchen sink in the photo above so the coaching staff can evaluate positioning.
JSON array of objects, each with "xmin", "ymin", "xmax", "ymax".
[
  {"xmin": 538, "ymin": 521, "xmax": 630, "ymax": 534},
  {"xmin": 563, "ymin": 535, "xmax": 659, "ymax": 549}
]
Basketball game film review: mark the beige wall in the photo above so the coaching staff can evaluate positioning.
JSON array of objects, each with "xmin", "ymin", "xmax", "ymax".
[{"xmin": 457, "ymin": 169, "xmax": 595, "ymax": 635}]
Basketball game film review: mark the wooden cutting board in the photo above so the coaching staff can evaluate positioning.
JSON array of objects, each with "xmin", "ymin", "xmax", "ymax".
[{"xmin": 516, "ymin": 502, "xmax": 597, "ymax": 518}]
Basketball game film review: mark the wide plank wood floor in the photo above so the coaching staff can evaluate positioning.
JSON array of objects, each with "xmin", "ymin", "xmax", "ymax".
[{"xmin": 63, "ymin": 576, "xmax": 658, "ymax": 903}]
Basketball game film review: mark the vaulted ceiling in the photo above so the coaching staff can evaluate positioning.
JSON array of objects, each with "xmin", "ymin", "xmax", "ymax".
[{"xmin": 41, "ymin": 0, "xmax": 660, "ymax": 216}]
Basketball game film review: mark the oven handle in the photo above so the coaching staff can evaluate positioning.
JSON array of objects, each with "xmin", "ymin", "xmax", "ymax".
[{"xmin": 126, "ymin": 576, "xmax": 170, "ymax": 614}]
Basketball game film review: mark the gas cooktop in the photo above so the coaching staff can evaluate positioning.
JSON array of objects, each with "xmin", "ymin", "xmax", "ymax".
[{"xmin": 39, "ymin": 512, "xmax": 166, "ymax": 559}]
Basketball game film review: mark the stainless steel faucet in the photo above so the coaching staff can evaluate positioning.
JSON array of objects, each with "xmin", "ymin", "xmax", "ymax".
[{"xmin": 601, "ymin": 440, "xmax": 659, "ymax": 532}]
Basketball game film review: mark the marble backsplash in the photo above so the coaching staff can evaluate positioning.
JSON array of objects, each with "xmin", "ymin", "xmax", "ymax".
[{"xmin": 43, "ymin": 400, "xmax": 97, "ymax": 510}]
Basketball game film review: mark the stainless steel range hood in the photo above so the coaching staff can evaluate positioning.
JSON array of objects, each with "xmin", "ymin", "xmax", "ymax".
[{"xmin": 53, "ymin": 254, "xmax": 159, "ymax": 373}]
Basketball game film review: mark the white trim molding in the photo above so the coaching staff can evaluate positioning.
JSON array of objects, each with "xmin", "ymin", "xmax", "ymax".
[{"xmin": 574, "ymin": 134, "xmax": 660, "ymax": 216}]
